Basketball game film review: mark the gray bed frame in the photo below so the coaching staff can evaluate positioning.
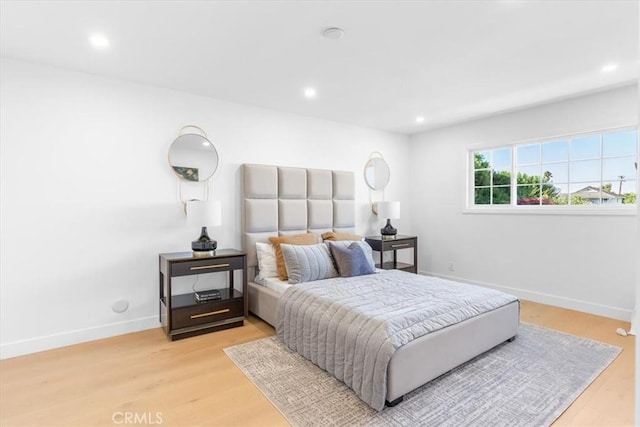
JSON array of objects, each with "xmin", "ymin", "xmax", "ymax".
[{"xmin": 242, "ymin": 163, "xmax": 519, "ymax": 406}]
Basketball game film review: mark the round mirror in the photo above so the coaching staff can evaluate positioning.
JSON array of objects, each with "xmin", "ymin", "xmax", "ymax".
[
  {"xmin": 168, "ymin": 132, "xmax": 219, "ymax": 182},
  {"xmin": 364, "ymin": 157, "xmax": 390, "ymax": 190}
]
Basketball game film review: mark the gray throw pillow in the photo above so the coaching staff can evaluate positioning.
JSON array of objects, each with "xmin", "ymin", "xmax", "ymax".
[
  {"xmin": 281, "ymin": 243, "xmax": 338, "ymax": 284},
  {"xmin": 329, "ymin": 242, "xmax": 376, "ymax": 278}
]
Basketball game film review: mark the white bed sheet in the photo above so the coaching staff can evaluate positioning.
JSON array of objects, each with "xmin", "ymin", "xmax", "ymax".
[{"xmin": 259, "ymin": 276, "xmax": 291, "ymax": 295}]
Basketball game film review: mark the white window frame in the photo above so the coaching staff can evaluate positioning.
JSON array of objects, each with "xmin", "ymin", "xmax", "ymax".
[{"xmin": 465, "ymin": 125, "xmax": 639, "ymax": 216}]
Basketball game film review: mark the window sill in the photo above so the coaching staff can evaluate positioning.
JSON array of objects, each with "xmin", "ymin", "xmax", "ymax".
[{"xmin": 462, "ymin": 206, "xmax": 638, "ymax": 216}]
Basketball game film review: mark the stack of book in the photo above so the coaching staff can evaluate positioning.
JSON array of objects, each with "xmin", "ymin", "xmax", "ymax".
[{"xmin": 195, "ymin": 289, "xmax": 222, "ymax": 302}]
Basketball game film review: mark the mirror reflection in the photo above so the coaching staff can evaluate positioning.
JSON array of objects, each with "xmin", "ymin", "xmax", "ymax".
[
  {"xmin": 364, "ymin": 157, "xmax": 390, "ymax": 190},
  {"xmin": 168, "ymin": 133, "xmax": 219, "ymax": 182}
]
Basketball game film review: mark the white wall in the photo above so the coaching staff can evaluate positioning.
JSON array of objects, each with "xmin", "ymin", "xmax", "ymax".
[
  {"xmin": 409, "ymin": 85, "xmax": 638, "ymax": 321},
  {"xmin": 0, "ymin": 58, "xmax": 411, "ymax": 359}
]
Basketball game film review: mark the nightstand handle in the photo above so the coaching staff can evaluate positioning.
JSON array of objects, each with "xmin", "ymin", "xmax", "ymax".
[
  {"xmin": 190, "ymin": 309, "xmax": 230, "ymax": 319},
  {"xmin": 190, "ymin": 263, "xmax": 230, "ymax": 271},
  {"xmin": 391, "ymin": 243, "xmax": 410, "ymax": 248}
]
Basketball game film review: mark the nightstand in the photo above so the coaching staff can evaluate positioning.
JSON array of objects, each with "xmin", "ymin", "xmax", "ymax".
[
  {"xmin": 159, "ymin": 249, "xmax": 247, "ymax": 341},
  {"xmin": 364, "ymin": 235, "xmax": 418, "ymax": 273}
]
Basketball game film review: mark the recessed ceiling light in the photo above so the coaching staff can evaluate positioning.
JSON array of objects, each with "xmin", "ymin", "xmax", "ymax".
[
  {"xmin": 89, "ymin": 33, "xmax": 110, "ymax": 49},
  {"xmin": 416, "ymin": 116, "xmax": 425, "ymax": 123},
  {"xmin": 304, "ymin": 87, "xmax": 317, "ymax": 98},
  {"xmin": 601, "ymin": 63, "xmax": 618, "ymax": 73},
  {"xmin": 322, "ymin": 27, "xmax": 345, "ymax": 40}
]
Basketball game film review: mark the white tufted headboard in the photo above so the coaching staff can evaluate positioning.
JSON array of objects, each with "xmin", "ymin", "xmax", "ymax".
[{"xmin": 242, "ymin": 164, "xmax": 356, "ymax": 280}]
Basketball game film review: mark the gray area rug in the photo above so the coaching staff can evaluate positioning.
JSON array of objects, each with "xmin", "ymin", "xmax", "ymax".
[{"xmin": 224, "ymin": 323, "xmax": 621, "ymax": 426}]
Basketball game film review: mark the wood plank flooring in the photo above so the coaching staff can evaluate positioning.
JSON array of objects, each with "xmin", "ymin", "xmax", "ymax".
[{"xmin": 0, "ymin": 300, "xmax": 634, "ymax": 426}]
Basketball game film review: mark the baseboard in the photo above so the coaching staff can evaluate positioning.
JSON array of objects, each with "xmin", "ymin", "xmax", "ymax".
[
  {"xmin": 0, "ymin": 316, "xmax": 160, "ymax": 360},
  {"xmin": 420, "ymin": 270, "xmax": 632, "ymax": 322}
]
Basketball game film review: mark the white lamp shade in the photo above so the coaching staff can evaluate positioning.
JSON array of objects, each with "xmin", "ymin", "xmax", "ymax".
[
  {"xmin": 376, "ymin": 201, "xmax": 400, "ymax": 219},
  {"xmin": 186, "ymin": 200, "xmax": 222, "ymax": 227}
]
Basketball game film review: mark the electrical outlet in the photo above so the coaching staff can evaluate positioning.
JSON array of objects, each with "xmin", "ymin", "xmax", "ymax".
[{"xmin": 448, "ymin": 261, "xmax": 455, "ymax": 272}]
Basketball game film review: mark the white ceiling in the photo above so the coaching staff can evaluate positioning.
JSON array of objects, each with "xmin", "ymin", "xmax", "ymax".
[{"xmin": 1, "ymin": 1, "xmax": 638, "ymax": 134}]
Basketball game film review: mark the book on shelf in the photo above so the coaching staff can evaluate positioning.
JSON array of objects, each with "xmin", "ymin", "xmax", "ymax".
[{"xmin": 195, "ymin": 289, "xmax": 221, "ymax": 302}]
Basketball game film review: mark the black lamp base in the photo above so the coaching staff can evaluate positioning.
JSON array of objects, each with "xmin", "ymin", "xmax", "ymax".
[
  {"xmin": 192, "ymin": 226, "xmax": 217, "ymax": 256},
  {"xmin": 380, "ymin": 219, "xmax": 397, "ymax": 236}
]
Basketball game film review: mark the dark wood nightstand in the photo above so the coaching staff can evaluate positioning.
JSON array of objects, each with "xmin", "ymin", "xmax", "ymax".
[
  {"xmin": 159, "ymin": 249, "xmax": 247, "ymax": 341},
  {"xmin": 364, "ymin": 235, "xmax": 418, "ymax": 273}
]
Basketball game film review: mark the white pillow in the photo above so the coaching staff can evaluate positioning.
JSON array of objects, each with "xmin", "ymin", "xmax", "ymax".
[
  {"xmin": 281, "ymin": 243, "xmax": 338, "ymax": 284},
  {"xmin": 255, "ymin": 242, "xmax": 278, "ymax": 283}
]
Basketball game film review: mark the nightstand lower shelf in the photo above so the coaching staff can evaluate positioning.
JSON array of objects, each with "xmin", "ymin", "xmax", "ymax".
[{"xmin": 377, "ymin": 261, "xmax": 415, "ymax": 273}]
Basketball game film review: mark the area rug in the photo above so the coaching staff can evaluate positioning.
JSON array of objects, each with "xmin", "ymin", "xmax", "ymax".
[{"xmin": 224, "ymin": 323, "xmax": 621, "ymax": 426}]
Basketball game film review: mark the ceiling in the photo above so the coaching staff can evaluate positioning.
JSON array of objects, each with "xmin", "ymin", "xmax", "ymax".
[{"xmin": 1, "ymin": 1, "xmax": 638, "ymax": 134}]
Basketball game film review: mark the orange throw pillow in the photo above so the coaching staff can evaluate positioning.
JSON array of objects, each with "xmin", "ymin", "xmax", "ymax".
[
  {"xmin": 268, "ymin": 233, "xmax": 319, "ymax": 280},
  {"xmin": 321, "ymin": 231, "xmax": 363, "ymax": 242}
]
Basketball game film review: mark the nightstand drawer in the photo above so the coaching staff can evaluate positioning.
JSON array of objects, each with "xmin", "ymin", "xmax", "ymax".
[
  {"xmin": 171, "ymin": 256, "xmax": 244, "ymax": 277},
  {"xmin": 382, "ymin": 239, "xmax": 415, "ymax": 251},
  {"xmin": 172, "ymin": 298, "xmax": 243, "ymax": 329}
]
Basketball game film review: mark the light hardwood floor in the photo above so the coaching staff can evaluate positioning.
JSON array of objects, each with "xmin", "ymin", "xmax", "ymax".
[{"xmin": 0, "ymin": 300, "xmax": 634, "ymax": 426}]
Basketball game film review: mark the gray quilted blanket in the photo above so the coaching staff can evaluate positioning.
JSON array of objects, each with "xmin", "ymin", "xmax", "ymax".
[{"xmin": 276, "ymin": 270, "xmax": 518, "ymax": 410}]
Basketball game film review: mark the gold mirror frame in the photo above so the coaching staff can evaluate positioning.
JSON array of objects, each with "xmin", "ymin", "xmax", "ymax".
[
  {"xmin": 364, "ymin": 152, "xmax": 390, "ymax": 191},
  {"xmin": 168, "ymin": 125, "xmax": 219, "ymax": 182}
]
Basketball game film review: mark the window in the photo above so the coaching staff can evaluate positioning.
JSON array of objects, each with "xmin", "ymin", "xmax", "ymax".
[
  {"xmin": 471, "ymin": 128, "xmax": 638, "ymax": 208},
  {"xmin": 473, "ymin": 148, "xmax": 511, "ymax": 205}
]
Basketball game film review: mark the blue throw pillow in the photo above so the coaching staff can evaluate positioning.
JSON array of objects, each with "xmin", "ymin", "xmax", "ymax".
[{"xmin": 329, "ymin": 242, "xmax": 376, "ymax": 277}]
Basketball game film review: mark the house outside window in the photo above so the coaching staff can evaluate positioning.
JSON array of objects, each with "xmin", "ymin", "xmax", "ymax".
[{"xmin": 471, "ymin": 127, "xmax": 637, "ymax": 208}]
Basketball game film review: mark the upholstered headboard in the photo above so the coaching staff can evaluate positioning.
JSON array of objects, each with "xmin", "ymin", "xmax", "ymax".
[{"xmin": 242, "ymin": 164, "xmax": 356, "ymax": 280}]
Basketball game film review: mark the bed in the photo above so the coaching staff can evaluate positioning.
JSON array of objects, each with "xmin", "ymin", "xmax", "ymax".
[{"xmin": 242, "ymin": 163, "xmax": 520, "ymax": 410}]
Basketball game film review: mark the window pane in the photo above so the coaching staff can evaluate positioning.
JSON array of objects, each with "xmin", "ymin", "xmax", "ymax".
[
  {"xmin": 543, "ymin": 140, "xmax": 569, "ymax": 163},
  {"xmin": 492, "ymin": 186, "xmax": 510, "ymax": 204},
  {"xmin": 602, "ymin": 156, "xmax": 637, "ymax": 181},
  {"xmin": 599, "ymin": 186, "xmax": 622, "ymax": 204},
  {"xmin": 474, "ymin": 152, "xmax": 490, "ymax": 170},
  {"xmin": 517, "ymin": 184, "xmax": 541, "ymax": 205},
  {"xmin": 569, "ymin": 182, "xmax": 601, "ymax": 205},
  {"xmin": 602, "ymin": 179, "xmax": 637, "ymax": 197},
  {"xmin": 543, "ymin": 163, "xmax": 568, "ymax": 183},
  {"xmin": 517, "ymin": 144, "xmax": 540, "ymax": 165},
  {"xmin": 551, "ymin": 183, "xmax": 569, "ymax": 205},
  {"xmin": 475, "ymin": 170, "xmax": 491, "ymax": 186},
  {"xmin": 492, "ymin": 148, "xmax": 511, "ymax": 169},
  {"xmin": 571, "ymin": 135, "xmax": 600, "ymax": 160},
  {"xmin": 475, "ymin": 187, "xmax": 490, "ymax": 204},
  {"xmin": 603, "ymin": 130, "xmax": 637, "ymax": 157},
  {"xmin": 570, "ymin": 159, "xmax": 600, "ymax": 182},
  {"xmin": 620, "ymin": 180, "xmax": 637, "ymax": 205},
  {"xmin": 517, "ymin": 165, "xmax": 541, "ymax": 183},
  {"xmin": 493, "ymin": 170, "xmax": 511, "ymax": 185},
  {"xmin": 541, "ymin": 181, "xmax": 562, "ymax": 202},
  {"xmin": 599, "ymin": 182, "xmax": 616, "ymax": 196}
]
